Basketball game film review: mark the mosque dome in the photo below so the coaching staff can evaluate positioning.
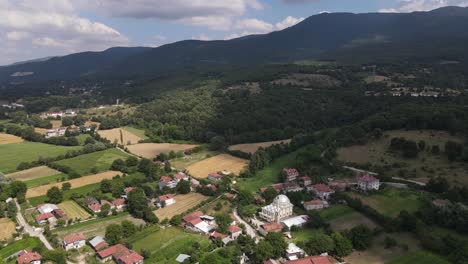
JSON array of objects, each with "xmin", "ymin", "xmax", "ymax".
[{"xmin": 273, "ymin": 195, "xmax": 292, "ymax": 208}]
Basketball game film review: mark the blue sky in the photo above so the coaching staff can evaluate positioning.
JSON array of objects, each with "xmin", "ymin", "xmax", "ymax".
[{"xmin": 1, "ymin": 0, "xmax": 468, "ymax": 65}]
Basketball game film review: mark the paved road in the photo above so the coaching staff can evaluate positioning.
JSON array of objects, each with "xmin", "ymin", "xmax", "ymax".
[
  {"xmin": 233, "ymin": 208, "xmax": 258, "ymax": 242},
  {"xmin": 15, "ymin": 199, "xmax": 53, "ymax": 250}
]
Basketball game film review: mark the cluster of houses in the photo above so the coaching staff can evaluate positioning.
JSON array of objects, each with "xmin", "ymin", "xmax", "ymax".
[
  {"xmin": 45, "ymin": 125, "xmax": 93, "ymax": 138},
  {"xmin": 35, "ymin": 204, "xmax": 67, "ymax": 225},
  {"xmin": 60, "ymin": 233, "xmax": 144, "ymax": 264},
  {"xmin": 158, "ymin": 172, "xmax": 190, "ymax": 190},
  {"xmin": 43, "ymin": 109, "xmax": 76, "ymax": 119},
  {"xmin": 1, "ymin": 102, "xmax": 24, "ymax": 109},
  {"xmin": 85, "ymin": 196, "xmax": 127, "ymax": 214}
]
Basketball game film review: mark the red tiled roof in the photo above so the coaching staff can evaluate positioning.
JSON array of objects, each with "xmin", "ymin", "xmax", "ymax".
[
  {"xmin": 208, "ymin": 172, "xmax": 221, "ymax": 178},
  {"xmin": 358, "ymin": 174, "xmax": 379, "ymax": 183},
  {"xmin": 189, "ymin": 218, "xmax": 203, "ymax": 225},
  {"xmin": 94, "ymin": 241, "xmax": 108, "ymax": 251},
  {"xmin": 183, "ymin": 211, "xmax": 203, "ymax": 223},
  {"xmin": 229, "ymin": 225, "xmax": 242, "ymax": 233},
  {"xmin": 101, "ymin": 200, "xmax": 114, "ymax": 207},
  {"xmin": 97, "ymin": 244, "xmax": 130, "ymax": 259},
  {"xmin": 36, "ymin": 212, "xmax": 54, "ymax": 221},
  {"xmin": 53, "ymin": 208, "xmax": 66, "ymax": 218},
  {"xmin": 300, "ymin": 176, "xmax": 312, "ymax": 181},
  {"xmin": 63, "ymin": 233, "xmax": 85, "ymax": 244},
  {"xmin": 286, "ymin": 256, "xmax": 331, "ymax": 264},
  {"xmin": 174, "ymin": 173, "xmax": 187, "ymax": 179},
  {"xmin": 160, "ymin": 176, "xmax": 173, "ymax": 183},
  {"xmin": 283, "ymin": 168, "xmax": 299, "ymax": 176},
  {"xmin": 159, "ymin": 194, "xmax": 175, "ymax": 202},
  {"xmin": 211, "ymin": 231, "xmax": 227, "ymax": 239},
  {"xmin": 304, "ymin": 200, "xmax": 324, "ymax": 206},
  {"xmin": 17, "ymin": 250, "xmax": 42, "ymax": 264},
  {"xmin": 89, "ymin": 203, "xmax": 102, "ymax": 212},
  {"xmin": 124, "ymin": 187, "xmax": 135, "ymax": 193},
  {"xmin": 113, "ymin": 198, "xmax": 126, "ymax": 206},
  {"xmin": 261, "ymin": 223, "xmax": 283, "ymax": 233},
  {"xmin": 118, "ymin": 252, "xmax": 144, "ymax": 264},
  {"xmin": 311, "ymin": 184, "xmax": 334, "ymax": 193}
]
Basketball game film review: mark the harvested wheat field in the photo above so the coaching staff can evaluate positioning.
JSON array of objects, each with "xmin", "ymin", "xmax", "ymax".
[
  {"xmin": 228, "ymin": 139, "xmax": 291, "ymax": 154},
  {"xmin": 98, "ymin": 128, "xmax": 142, "ymax": 145},
  {"xmin": 7, "ymin": 166, "xmax": 60, "ymax": 181},
  {"xmin": 186, "ymin": 154, "xmax": 248, "ymax": 178},
  {"xmin": 26, "ymin": 170, "xmax": 123, "ymax": 198},
  {"xmin": 127, "ymin": 143, "xmax": 198, "ymax": 159},
  {"xmin": 154, "ymin": 193, "xmax": 209, "ymax": 220},
  {"xmin": 50, "ymin": 120, "xmax": 62, "ymax": 128},
  {"xmin": 0, "ymin": 133, "xmax": 23, "ymax": 145},
  {"xmin": 58, "ymin": 200, "xmax": 91, "ymax": 220},
  {"xmin": 0, "ymin": 218, "xmax": 16, "ymax": 240}
]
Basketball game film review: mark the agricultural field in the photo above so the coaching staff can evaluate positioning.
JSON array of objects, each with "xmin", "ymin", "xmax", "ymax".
[
  {"xmin": 0, "ymin": 237, "xmax": 41, "ymax": 261},
  {"xmin": 336, "ymin": 130, "xmax": 468, "ymax": 186},
  {"xmin": 34, "ymin": 127, "xmax": 48, "ymax": 134},
  {"xmin": 347, "ymin": 188, "xmax": 424, "ymax": 218},
  {"xmin": 236, "ymin": 149, "xmax": 299, "ymax": 192},
  {"xmin": 186, "ymin": 154, "xmax": 248, "ymax": 179},
  {"xmin": 0, "ymin": 142, "xmax": 82, "ymax": 174},
  {"xmin": 122, "ymin": 126, "xmax": 148, "ymax": 139},
  {"xmin": 6, "ymin": 166, "xmax": 60, "ymax": 181},
  {"xmin": 171, "ymin": 149, "xmax": 218, "ymax": 171},
  {"xmin": 228, "ymin": 139, "xmax": 291, "ymax": 154},
  {"xmin": 344, "ymin": 233, "xmax": 421, "ymax": 264},
  {"xmin": 154, "ymin": 193, "xmax": 209, "ymax": 220},
  {"xmin": 0, "ymin": 133, "xmax": 23, "ymax": 145},
  {"xmin": 328, "ymin": 211, "xmax": 379, "ymax": 231},
  {"xmin": 130, "ymin": 226, "xmax": 211, "ymax": 263},
  {"xmin": 23, "ymin": 173, "xmax": 68, "ymax": 188},
  {"xmin": 50, "ymin": 120, "xmax": 62, "ymax": 128},
  {"xmin": 0, "ymin": 218, "xmax": 16, "ymax": 241},
  {"xmin": 52, "ymin": 148, "xmax": 130, "ymax": 175},
  {"xmin": 127, "ymin": 143, "xmax": 198, "ymax": 159},
  {"xmin": 26, "ymin": 170, "xmax": 123, "ymax": 198},
  {"xmin": 57, "ymin": 200, "xmax": 91, "ymax": 220},
  {"xmin": 97, "ymin": 127, "xmax": 142, "ymax": 145},
  {"xmin": 53, "ymin": 213, "xmax": 145, "ymax": 239}
]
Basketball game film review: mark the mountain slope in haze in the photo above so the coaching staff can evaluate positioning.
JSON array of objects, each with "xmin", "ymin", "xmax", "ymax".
[
  {"xmin": 0, "ymin": 47, "xmax": 151, "ymax": 83},
  {"xmin": 2, "ymin": 6, "xmax": 468, "ymax": 83}
]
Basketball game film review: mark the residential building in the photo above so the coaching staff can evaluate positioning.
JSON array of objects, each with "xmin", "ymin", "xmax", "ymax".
[
  {"xmin": 229, "ymin": 225, "xmax": 242, "ymax": 239},
  {"xmin": 84, "ymin": 197, "xmax": 99, "ymax": 206},
  {"xmin": 258, "ymin": 222, "xmax": 283, "ymax": 236},
  {"xmin": 210, "ymin": 231, "xmax": 231, "ymax": 245},
  {"xmin": 158, "ymin": 194, "xmax": 176, "ymax": 207},
  {"xmin": 286, "ymin": 256, "xmax": 332, "ymax": 264},
  {"xmin": 35, "ymin": 213, "xmax": 55, "ymax": 225},
  {"xmin": 183, "ymin": 211, "xmax": 215, "ymax": 234},
  {"xmin": 16, "ymin": 250, "xmax": 42, "ymax": 264},
  {"xmin": 159, "ymin": 176, "xmax": 177, "ymax": 190},
  {"xmin": 37, "ymin": 204, "xmax": 58, "ymax": 214},
  {"xmin": 299, "ymin": 176, "xmax": 312, "ymax": 186},
  {"xmin": 174, "ymin": 172, "xmax": 189, "ymax": 181},
  {"xmin": 88, "ymin": 203, "xmax": 101, "ymax": 213},
  {"xmin": 175, "ymin": 254, "xmax": 191, "ymax": 263},
  {"xmin": 62, "ymin": 233, "xmax": 86, "ymax": 251},
  {"xmin": 308, "ymin": 184, "xmax": 335, "ymax": 200},
  {"xmin": 97, "ymin": 244, "xmax": 144, "ymax": 264},
  {"xmin": 357, "ymin": 174, "xmax": 380, "ymax": 191},
  {"xmin": 283, "ymin": 182, "xmax": 303, "ymax": 192},
  {"xmin": 113, "ymin": 198, "xmax": 127, "ymax": 211},
  {"xmin": 89, "ymin": 236, "xmax": 108, "ymax": 251},
  {"xmin": 52, "ymin": 208, "xmax": 67, "ymax": 219},
  {"xmin": 208, "ymin": 172, "xmax": 223, "ymax": 181},
  {"xmin": 286, "ymin": 243, "xmax": 306, "ymax": 261},
  {"xmin": 303, "ymin": 200, "xmax": 329, "ymax": 211},
  {"xmin": 259, "ymin": 195, "xmax": 294, "ymax": 222},
  {"xmin": 283, "ymin": 168, "xmax": 299, "ymax": 182}
]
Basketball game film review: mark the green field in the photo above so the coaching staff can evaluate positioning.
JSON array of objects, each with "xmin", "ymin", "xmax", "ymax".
[
  {"xmin": 76, "ymin": 134, "xmax": 93, "ymax": 145},
  {"xmin": 122, "ymin": 126, "xmax": 148, "ymax": 139},
  {"xmin": 130, "ymin": 226, "xmax": 211, "ymax": 263},
  {"xmin": 0, "ymin": 142, "xmax": 82, "ymax": 174},
  {"xmin": 349, "ymin": 188, "xmax": 424, "ymax": 217},
  {"xmin": 236, "ymin": 148, "xmax": 301, "ymax": 192},
  {"xmin": 24, "ymin": 173, "xmax": 68, "ymax": 188},
  {"xmin": 387, "ymin": 251, "xmax": 451, "ymax": 264},
  {"xmin": 0, "ymin": 237, "xmax": 41, "ymax": 261},
  {"xmin": 319, "ymin": 205, "xmax": 355, "ymax": 221},
  {"xmin": 52, "ymin": 148, "xmax": 130, "ymax": 175}
]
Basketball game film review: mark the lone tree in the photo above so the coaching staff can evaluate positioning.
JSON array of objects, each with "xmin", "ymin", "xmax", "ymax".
[{"xmin": 47, "ymin": 187, "xmax": 63, "ymax": 204}]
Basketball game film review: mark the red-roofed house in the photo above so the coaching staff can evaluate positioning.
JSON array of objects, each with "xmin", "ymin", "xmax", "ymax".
[
  {"xmin": 97, "ymin": 244, "xmax": 131, "ymax": 262},
  {"xmin": 271, "ymin": 183, "xmax": 285, "ymax": 192},
  {"xmin": 113, "ymin": 198, "xmax": 127, "ymax": 211},
  {"xmin": 357, "ymin": 174, "xmax": 380, "ymax": 191},
  {"xmin": 299, "ymin": 176, "xmax": 312, "ymax": 186},
  {"xmin": 101, "ymin": 200, "xmax": 115, "ymax": 209},
  {"xmin": 283, "ymin": 168, "xmax": 299, "ymax": 182},
  {"xmin": 229, "ymin": 225, "xmax": 242, "ymax": 239},
  {"xmin": 62, "ymin": 233, "xmax": 86, "ymax": 251},
  {"xmin": 308, "ymin": 184, "xmax": 335, "ymax": 200},
  {"xmin": 52, "ymin": 208, "xmax": 66, "ymax": 219},
  {"xmin": 183, "ymin": 211, "xmax": 204, "ymax": 224},
  {"xmin": 159, "ymin": 176, "xmax": 177, "ymax": 190},
  {"xmin": 158, "ymin": 194, "xmax": 176, "ymax": 207},
  {"xmin": 206, "ymin": 184, "xmax": 218, "ymax": 192},
  {"xmin": 17, "ymin": 250, "xmax": 42, "ymax": 264},
  {"xmin": 304, "ymin": 200, "xmax": 329, "ymax": 211},
  {"xmin": 259, "ymin": 222, "xmax": 283, "ymax": 236},
  {"xmin": 174, "ymin": 173, "xmax": 189, "ymax": 181},
  {"xmin": 208, "ymin": 172, "xmax": 222, "ymax": 181},
  {"xmin": 35, "ymin": 212, "xmax": 54, "ymax": 225},
  {"xmin": 88, "ymin": 203, "xmax": 102, "ymax": 213},
  {"xmin": 286, "ymin": 256, "xmax": 332, "ymax": 264},
  {"xmin": 117, "ymin": 252, "xmax": 144, "ymax": 264}
]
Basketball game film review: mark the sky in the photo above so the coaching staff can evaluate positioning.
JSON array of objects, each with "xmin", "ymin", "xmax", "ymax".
[{"xmin": 1, "ymin": 0, "xmax": 468, "ymax": 65}]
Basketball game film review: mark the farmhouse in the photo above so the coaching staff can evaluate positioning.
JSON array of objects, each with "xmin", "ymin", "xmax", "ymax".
[
  {"xmin": 89, "ymin": 236, "xmax": 108, "ymax": 251},
  {"xmin": 308, "ymin": 184, "xmax": 335, "ymax": 200},
  {"xmin": 283, "ymin": 168, "xmax": 299, "ymax": 182},
  {"xmin": 259, "ymin": 195, "xmax": 293, "ymax": 222},
  {"xmin": 35, "ymin": 212, "xmax": 55, "ymax": 225},
  {"xmin": 208, "ymin": 172, "xmax": 223, "ymax": 181},
  {"xmin": 210, "ymin": 231, "xmax": 232, "ymax": 245},
  {"xmin": 16, "ymin": 250, "xmax": 42, "ymax": 264},
  {"xmin": 174, "ymin": 172, "xmax": 189, "ymax": 181},
  {"xmin": 62, "ymin": 233, "xmax": 86, "ymax": 251},
  {"xmin": 96, "ymin": 244, "xmax": 144, "ymax": 264},
  {"xmin": 45, "ymin": 127, "xmax": 67, "ymax": 138},
  {"xmin": 52, "ymin": 208, "xmax": 67, "ymax": 219},
  {"xmin": 357, "ymin": 174, "xmax": 380, "ymax": 191},
  {"xmin": 183, "ymin": 211, "xmax": 215, "ymax": 234},
  {"xmin": 304, "ymin": 200, "xmax": 329, "ymax": 211},
  {"xmin": 258, "ymin": 222, "xmax": 283, "ymax": 236},
  {"xmin": 158, "ymin": 194, "xmax": 176, "ymax": 207},
  {"xmin": 37, "ymin": 204, "xmax": 58, "ymax": 214},
  {"xmin": 229, "ymin": 225, "xmax": 242, "ymax": 239},
  {"xmin": 159, "ymin": 176, "xmax": 177, "ymax": 190},
  {"xmin": 88, "ymin": 203, "xmax": 102, "ymax": 213}
]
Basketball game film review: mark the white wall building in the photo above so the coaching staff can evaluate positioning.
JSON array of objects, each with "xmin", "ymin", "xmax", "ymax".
[{"xmin": 259, "ymin": 195, "xmax": 294, "ymax": 222}]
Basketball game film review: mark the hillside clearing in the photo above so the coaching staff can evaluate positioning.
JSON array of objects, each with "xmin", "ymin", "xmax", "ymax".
[
  {"xmin": 0, "ymin": 133, "xmax": 23, "ymax": 145},
  {"xmin": 127, "ymin": 143, "xmax": 199, "ymax": 159},
  {"xmin": 6, "ymin": 166, "xmax": 60, "ymax": 181},
  {"xmin": 228, "ymin": 139, "xmax": 291, "ymax": 154},
  {"xmin": 329, "ymin": 211, "xmax": 379, "ymax": 231},
  {"xmin": 0, "ymin": 142, "xmax": 82, "ymax": 174},
  {"xmin": 154, "ymin": 193, "xmax": 209, "ymax": 220},
  {"xmin": 186, "ymin": 154, "xmax": 248, "ymax": 178},
  {"xmin": 98, "ymin": 127, "xmax": 142, "ymax": 145},
  {"xmin": 0, "ymin": 218, "xmax": 16, "ymax": 241},
  {"xmin": 58, "ymin": 200, "xmax": 92, "ymax": 220},
  {"xmin": 26, "ymin": 170, "xmax": 123, "ymax": 198}
]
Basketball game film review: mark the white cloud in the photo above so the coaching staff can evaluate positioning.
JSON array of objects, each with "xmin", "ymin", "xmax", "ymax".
[
  {"xmin": 275, "ymin": 16, "xmax": 304, "ymax": 30},
  {"xmin": 0, "ymin": 0, "xmax": 128, "ymax": 65},
  {"xmin": 379, "ymin": 0, "xmax": 468, "ymax": 13},
  {"xmin": 235, "ymin": 18, "xmax": 274, "ymax": 33},
  {"xmin": 153, "ymin": 34, "xmax": 167, "ymax": 41},
  {"xmin": 192, "ymin": 34, "xmax": 212, "ymax": 41}
]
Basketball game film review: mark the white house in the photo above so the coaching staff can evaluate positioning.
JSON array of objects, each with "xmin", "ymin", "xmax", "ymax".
[
  {"xmin": 158, "ymin": 194, "xmax": 176, "ymax": 207},
  {"xmin": 259, "ymin": 195, "xmax": 294, "ymax": 222},
  {"xmin": 62, "ymin": 233, "xmax": 86, "ymax": 251},
  {"xmin": 286, "ymin": 243, "xmax": 306, "ymax": 261},
  {"xmin": 357, "ymin": 174, "xmax": 380, "ymax": 191},
  {"xmin": 159, "ymin": 176, "xmax": 177, "ymax": 190},
  {"xmin": 37, "ymin": 204, "xmax": 58, "ymax": 214},
  {"xmin": 303, "ymin": 200, "xmax": 329, "ymax": 211}
]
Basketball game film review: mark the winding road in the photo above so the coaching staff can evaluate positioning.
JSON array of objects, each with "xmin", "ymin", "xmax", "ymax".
[
  {"xmin": 233, "ymin": 208, "xmax": 259, "ymax": 242},
  {"xmin": 14, "ymin": 199, "xmax": 53, "ymax": 250}
]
